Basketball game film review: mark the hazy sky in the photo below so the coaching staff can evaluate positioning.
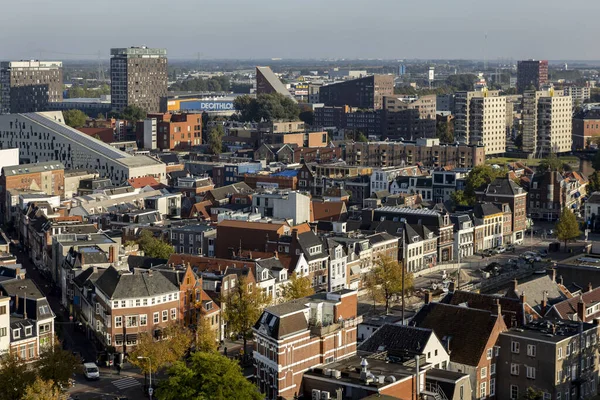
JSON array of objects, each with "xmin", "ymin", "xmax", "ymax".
[{"xmin": 1, "ymin": 0, "xmax": 598, "ymax": 61}]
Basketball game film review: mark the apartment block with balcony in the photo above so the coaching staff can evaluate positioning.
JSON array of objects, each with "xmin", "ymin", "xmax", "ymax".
[
  {"xmin": 253, "ymin": 290, "xmax": 359, "ymax": 400},
  {"xmin": 497, "ymin": 319, "xmax": 600, "ymax": 400},
  {"xmin": 522, "ymin": 89, "xmax": 572, "ymax": 157},
  {"xmin": 169, "ymin": 224, "xmax": 216, "ymax": 256}
]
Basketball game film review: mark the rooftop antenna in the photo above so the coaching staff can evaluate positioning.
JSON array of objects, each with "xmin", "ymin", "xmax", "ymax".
[{"xmin": 483, "ymin": 32, "xmax": 488, "ymax": 72}]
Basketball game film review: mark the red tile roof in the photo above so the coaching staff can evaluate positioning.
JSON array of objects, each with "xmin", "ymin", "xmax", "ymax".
[{"xmin": 127, "ymin": 176, "xmax": 160, "ymax": 189}]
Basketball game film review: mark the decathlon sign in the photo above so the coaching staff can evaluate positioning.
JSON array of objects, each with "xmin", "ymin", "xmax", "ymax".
[{"xmin": 180, "ymin": 100, "xmax": 235, "ymax": 112}]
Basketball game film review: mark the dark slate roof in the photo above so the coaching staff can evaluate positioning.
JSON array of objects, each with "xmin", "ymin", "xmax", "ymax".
[
  {"xmin": 256, "ymin": 257, "xmax": 285, "ymax": 271},
  {"xmin": 208, "ymin": 182, "xmax": 253, "ymax": 201},
  {"xmin": 297, "ymin": 231, "xmax": 327, "ymax": 261},
  {"xmin": 127, "ymin": 255, "xmax": 169, "ymax": 270},
  {"xmin": 485, "ymin": 176, "xmax": 525, "ymax": 196},
  {"xmin": 1, "ymin": 279, "xmax": 45, "ymax": 299},
  {"xmin": 358, "ymin": 324, "xmax": 434, "ymax": 356},
  {"xmin": 157, "ymin": 153, "xmax": 180, "ymax": 165},
  {"xmin": 168, "ymin": 170, "xmax": 188, "ymax": 179},
  {"xmin": 368, "ymin": 232, "xmax": 398, "ymax": 245},
  {"xmin": 94, "ymin": 266, "xmax": 178, "ymax": 299},
  {"xmin": 587, "ymin": 192, "xmax": 600, "ymax": 205},
  {"xmin": 253, "ymin": 309, "xmax": 307, "ymax": 340},
  {"xmin": 373, "ymin": 190, "xmax": 391, "ymax": 199},
  {"xmin": 10, "ymin": 318, "xmax": 36, "ymax": 342},
  {"xmin": 473, "ymin": 202, "xmax": 502, "ymax": 218},
  {"xmin": 441, "ymin": 290, "xmax": 523, "ymax": 327},
  {"xmin": 412, "ymin": 302, "xmax": 500, "ymax": 366},
  {"xmin": 505, "ymin": 275, "xmax": 567, "ymax": 314}
]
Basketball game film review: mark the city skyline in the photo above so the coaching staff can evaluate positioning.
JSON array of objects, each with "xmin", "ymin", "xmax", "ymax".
[{"xmin": 2, "ymin": 0, "xmax": 600, "ymax": 61}]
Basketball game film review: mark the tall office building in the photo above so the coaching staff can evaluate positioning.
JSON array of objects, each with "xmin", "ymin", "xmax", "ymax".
[
  {"xmin": 0, "ymin": 61, "xmax": 63, "ymax": 114},
  {"xmin": 517, "ymin": 60, "xmax": 548, "ymax": 94},
  {"xmin": 455, "ymin": 89, "xmax": 507, "ymax": 155},
  {"xmin": 110, "ymin": 47, "xmax": 168, "ymax": 113},
  {"xmin": 522, "ymin": 89, "xmax": 572, "ymax": 157},
  {"xmin": 319, "ymin": 75, "xmax": 394, "ymax": 110}
]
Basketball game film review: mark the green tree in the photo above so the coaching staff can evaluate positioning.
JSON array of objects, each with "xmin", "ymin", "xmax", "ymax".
[
  {"xmin": 119, "ymin": 105, "xmax": 147, "ymax": 127},
  {"xmin": 521, "ymin": 387, "xmax": 544, "ymax": 400},
  {"xmin": 464, "ymin": 165, "xmax": 506, "ymax": 205},
  {"xmin": 22, "ymin": 377, "xmax": 62, "ymax": 400},
  {"xmin": 222, "ymin": 276, "xmax": 269, "ymax": 355},
  {"xmin": 556, "ymin": 208, "xmax": 581, "ymax": 252},
  {"xmin": 450, "ymin": 190, "xmax": 469, "ymax": 206},
  {"xmin": 364, "ymin": 255, "xmax": 412, "ymax": 314},
  {"xmin": 514, "ymin": 133, "xmax": 523, "ymax": 150},
  {"xmin": 62, "ymin": 109, "xmax": 88, "ymax": 128},
  {"xmin": 356, "ymin": 132, "xmax": 368, "ymax": 142},
  {"xmin": 155, "ymin": 352, "xmax": 263, "ymax": 400},
  {"xmin": 593, "ymin": 150, "xmax": 600, "ymax": 171},
  {"xmin": 137, "ymin": 230, "xmax": 174, "ymax": 259},
  {"xmin": 589, "ymin": 171, "xmax": 600, "ymax": 193},
  {"xmin": 194, "ymin": 310, "xmax": 217, "ymax": 353},
  {"xmin": 0, "ymin": 354, "xmax": 36, "ymax": 400},
  {"xmin": 299, "ymin": 109, "xmax": 314, "ymax": 125},
  {"xmin": 207, "ymin": 125, "xmax": 225, "ymax": 155},
  {"xmin": 538, "ymin": 153, "xmax": 566, "ymax": 172},
  {"xmin": 233, "ymin": 93, "xmax": 300, "ymax": 122},
  {"xmin": 36, "ymin": 338, "xmax": 80, "ymax": 388},
  {"xmin": 436, "ymin": 120, "xmax": 454, "ymax": 143},
  {"xmin": 129, "ymin": 323, "xmax": 193, "ymax": 374},
  {"xmin": 281, "ymin": 272, "xmax": 314, "ymax": 301}
]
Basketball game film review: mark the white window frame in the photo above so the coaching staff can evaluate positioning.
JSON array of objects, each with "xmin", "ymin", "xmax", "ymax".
[
  {"xmin": 527, "ymin": 344, "xmax": 536, "ymax": 357},
  {"xmin": 171, "ymin": 308, "xmax": 177, "ymax": 320},
  {"xmin": 115, "ymin": 316, "xmax": 122, "ymax": 328},
  {"xmin": 511, "ymin": 341, "xmax": 519, "ymax": 354},
  {"xmin": 481, "ymin": 367, "xmax": 487, "ymax": 379},
  {"xmin": 511, "ymin": 363, "xmax": 519, "ymax": 376},
  {"xmin": 490, "ymin": 378, "xmax": 495, "ymax": 396},
  {"xmin": 162, "ymin": 310, "xmax": 168, "ymax": 322},
  {"xmin": 526, "ymin": 366, "xmax": 536, "ymax": 379},
  {"xmin": 153, "ymin": 312, "xmax": 159, "ymax": 324},
  {"xmin": 490, "ymin": 363, "xmax": 496, "ymax": 375},
  {"xmin": 140, "ymin": 314, "xmax": 147, "ymax": 326}
]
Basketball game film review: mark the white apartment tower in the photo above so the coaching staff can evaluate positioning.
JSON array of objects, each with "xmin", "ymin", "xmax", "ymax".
[
  {"xmin": 522, "ymin": 88, "xmax": 572, "ymax": 157},
  {"xmin": 454, "ymin": 89, "xmax": 507, "ymax": 155}
]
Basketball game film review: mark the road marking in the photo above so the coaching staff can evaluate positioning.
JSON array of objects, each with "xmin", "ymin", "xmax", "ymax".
[{"xmin": 113, "ymin": 377, "xmax": 141, "ymax": 390}]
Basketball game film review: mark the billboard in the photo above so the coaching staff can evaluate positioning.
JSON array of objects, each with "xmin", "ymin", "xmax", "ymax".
[{"xmin": 179, "ymin": 100, "xmax": 235, "ymax": 112}]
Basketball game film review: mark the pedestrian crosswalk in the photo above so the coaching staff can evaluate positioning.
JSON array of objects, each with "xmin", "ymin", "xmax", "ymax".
[{"xmin": 113, "ymin": 377, "xmax": 141, "ymax": 390}]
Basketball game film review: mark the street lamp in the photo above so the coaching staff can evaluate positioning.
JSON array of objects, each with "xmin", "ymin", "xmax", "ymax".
[{"xmin": 137, "ymin": 356, "xmax": 153, "ymax": 399}]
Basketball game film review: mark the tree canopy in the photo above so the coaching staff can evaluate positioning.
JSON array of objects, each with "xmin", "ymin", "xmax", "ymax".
[
  {"xmin": 233, "ymin": 93, "xmax": 300, "ymax": 122},
  {"xmin": 364, "ymin": 255, "xmax": 413, "ymax": 314},
  {"xmin": 119, "ymin": 105, "xmax": 147, "ymax": 124},
  {"xmin": 0, "ymin": 354, "xmax": 36, "ymax": 400},
  {"xmin": 63, "ymin": 109, "xmax": 88, "ymax": 128},
  {"xmin": 537, "ymin": 153, "xmax": 570, "ymax": 173},
  {"xmin": 65, "ymin": 84, "xmax": 110, "ymax": 99},
  {"xmin": 36, "ymin": 338, "xmax": 81, "ymax": 387},
  {"xmin": 136, "ymin": 230, "xmax": 174, "ymax": 259},
  {"xmin": 22, "ymin": 378, "xmax": 62, "ymax": 400},
  {"xmin": 281, "ymin": 272, "xmax": 314, "ymax": 302},
  {"xmin": 156, "ymin": 352, "xmax": 263, "ymax": 400},
  {"xmin": 464, "ymin": 165, "xmax": 507, "ymax": 205},
  {"xmin": 589, "ymin": 171, "xmax": 600, "ymax": 193},
  {"xmin": 222, "ymin": 276, "xmax": 270, "ymax": 354},
  {"xmin": 207, "ymin": 125, "xmax": 225, "ymax": 155},
  {"xmin": 556, "ymin": 208, "xmax": 581, "ymax": 251},
  {"xmin": 169, "ymin": 76, "xmax": 231, "ymax": 92},
  {"xmin": 128, "ymin": 323, "xmax": 193, "ymax": 374}
]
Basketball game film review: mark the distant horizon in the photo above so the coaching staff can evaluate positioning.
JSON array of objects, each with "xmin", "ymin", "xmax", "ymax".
[{"xmin": 2, "ymin": 0, "xmax": 599, "ymax": 61}]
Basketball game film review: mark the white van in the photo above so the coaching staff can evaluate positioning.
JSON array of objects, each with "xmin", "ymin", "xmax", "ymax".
[{"xmin": 83, "ymin": 362, "xmax": 100, "ymax": 380}]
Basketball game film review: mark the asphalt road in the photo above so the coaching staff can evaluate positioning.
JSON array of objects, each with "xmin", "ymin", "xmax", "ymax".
[{"xmin": 13, "ymin": 247, "xmax": 150, "ymax": 400}]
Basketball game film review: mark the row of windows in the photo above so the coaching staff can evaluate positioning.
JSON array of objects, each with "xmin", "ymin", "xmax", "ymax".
[
  {"xmin": 114, "ymin": 309, "xmax": 177, "ymax": 328},
  {"xmin": 111, "ymin": 293, "xmax": 179, "ymax": 309}
]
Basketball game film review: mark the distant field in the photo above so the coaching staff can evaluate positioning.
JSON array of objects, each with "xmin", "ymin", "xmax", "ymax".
[{"xmin": 486, "ymin": 156, "xmax": 580, "ymax": 167}]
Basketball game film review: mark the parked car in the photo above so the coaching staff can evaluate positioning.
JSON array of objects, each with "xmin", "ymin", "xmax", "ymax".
[
  {"xmin": 83, "ymin": 362, "xmax": 100, "ymax": 380},
  {"xmin": 506, "ymin": 244, "xmax": 515, "ymax": 251},
  {"xmin": 496, "ymin": 247, "xmax": 506, "ymax": 254}
]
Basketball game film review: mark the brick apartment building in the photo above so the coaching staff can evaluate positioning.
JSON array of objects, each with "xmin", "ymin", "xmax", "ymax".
[
  {"xmin": 345, "ymin": 139, "xmax": 485, "ymax": 169},
  {"xmin": 215, "ymin": 220, "xmax": 291, "ymax": 259},
  {"xmin": 319, "ymin": 75, "xmax": 394, "ymax": 110},
  {"xmin": 0, "ymin": 161, "xmax": 65, "ymax": 220},
  {"xmin": 140, "ymin": 113, "xmax": 202, "ymax": 150},
  {"xmin": 517, "ymin": 59, "xmax": 549, "ymax": 94},
  {"xmin": 477, "ymin": 176, "xmax": 528, "ymax": 244},
  {"xmin": 573, "ymin": 108, "xmax": 600, "ymax": 150},
  {"xmin": 253, "ymin": 290, "xmax": 360, "ymax": 400}
]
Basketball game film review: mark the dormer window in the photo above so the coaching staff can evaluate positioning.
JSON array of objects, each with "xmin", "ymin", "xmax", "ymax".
[
  {"xmin": 13, "ymin": 329, "xmax": 19, "ymax": 339},
  {"xmin": 412, "ymin": 236, "xmax": 420, "ymax": 243},
  {"xmin": 25, "ymin": 327, "xmax": 32, "ymax": 336},
  {"xmin": 205, "ymin": 301, "xmax": 213, "ymax": 311}
]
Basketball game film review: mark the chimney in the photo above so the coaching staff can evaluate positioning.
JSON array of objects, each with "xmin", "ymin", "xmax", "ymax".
[
  {"xmin": 109, "ymin": 246, "xmax": 115, "ymax": 263},
  {"xmin": 520, "ymin": 292, "xmax": 526, "ymax": 305},
  {"xmin": 513, "ymin": 279, "xmax": 518, "ymax": 293},
  {"xmin": 274, "ymin": 251, "xmax": 279, "ymax": 259},
  {"xmin": 449, "ymin": 281, "xmax": 456, "ymax": 293},
  {"xmin": 495, "ymin": 298, "xmax": 502, "ymax": 316},
  {"xmin": 425, "ymin": 291, "xmax": 433, "ymax": 305},
  {"xmin": 588, "ymin": 282, "xmax": 593, "ymax": 293},
  {"xmin": 292, "ymin": 229, "xmax": 299, "ymax": 240},
  {"xmin": 548, "ymin": 268, "xmax": 557, "ymax": 282},
  {"xmin": 577, "ymin": 297, "xmax": 586, "ymax": 322},
  {"xmin": 541, "ymin": 291, "xmax": 548, "ymax": 315},
  {"xmin": 360, "ymin": 358, "xmax": 369, "ymax": 381},
  {"xmin": 559, "ymin": 275, "xmax": 564, "ymax": 286}
]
